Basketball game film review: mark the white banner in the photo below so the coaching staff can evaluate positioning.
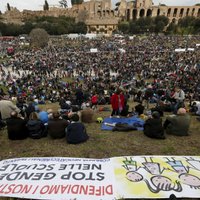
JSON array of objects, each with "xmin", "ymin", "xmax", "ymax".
[
  {"xmin": 0, "ymin": 156, "xmax": 200, "ymax": 199},
  {"xmin": 187, "ymin": 48, "xmax": 195, "ymax": 51},
  {"xmin": 0, "ymin": 157, "xmax": 115, "ymax": 200},
  {"xmin": 90, "ymin": 48, "xmax": 98, "ymax": 53},
  {"xmin": 175, "ymin": 48, "xmax": 186, "ymax": 52}
]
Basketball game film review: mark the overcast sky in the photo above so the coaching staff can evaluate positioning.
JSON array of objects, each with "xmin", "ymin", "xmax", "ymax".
[{"xmin": 0, "ymin": 0, "xmax": 199, "ymax": 13}]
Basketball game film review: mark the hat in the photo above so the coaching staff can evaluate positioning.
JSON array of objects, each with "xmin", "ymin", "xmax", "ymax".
[
  {"xmin": 177, "ymin": 108, "xmax": 186, "ymax": 115},
  {"xmin": 96, "ymin": 117, "xmax": 103, "ymax": 123},
  {"xmin": 152, "ymin": 111, "xmax": 160, "ymax": 119}
]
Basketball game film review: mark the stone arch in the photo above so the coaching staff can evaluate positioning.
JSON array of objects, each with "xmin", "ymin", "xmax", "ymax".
[
  {"xmin": 198, "ymin": 8, "xmax": 200, "ymax": 17},
  {"xmin": 172, "ymin": 18, "xmax": 176, "ymax": 24},
  {"xmin": 167, "ymin": 8, "xmax": 171, "ymax": 17},
  {"xmin": 106, "ymin": 10, "xmax": 110, "ymax": 16},
  {"xmin": 180, "ymin": 8, "xmax": 184, "ymax": 17},
  {"xmin": 97, "ymin": 11, "xmax": 101, "ymax": 17},
  {"xmin": 192, "ymin": 8, "xmax": 195, "ymax": 16},
  {"xmin": 132, "ymin": 9, "xmax": 137, "ymax": 20},
  {"xmin": 111, "ymin": 10, "xmax": 114, "ymax": 17},
  {"xmin": 186, "ymin": 8, "xmax": 190, "ymax": 16},
  {"xmin": 127, "ymin": 9, "xmax": 130, "ymax": 20},
  {"xmin": 173, "ymin": 8, "xmax": 178, "ymax": 17},
  {"xmin": 146, "ymin": 9, "xmax": 152, "ymax": 17},
  {"xmin": 139, "ymin": 9, "xmax": 145, "ymax": 17},
  {"xmin": 157, "ymin": 9, "xmax": 160, "ymax": 16},
  {"xmin": 103, "ymin": 10, "xmax": 105, "ymax": 17}
]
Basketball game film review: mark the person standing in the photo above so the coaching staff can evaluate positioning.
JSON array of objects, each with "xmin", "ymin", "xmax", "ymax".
[{"xmin": 110, "ymin": 88, "xmax": 125, "ymax": 117}]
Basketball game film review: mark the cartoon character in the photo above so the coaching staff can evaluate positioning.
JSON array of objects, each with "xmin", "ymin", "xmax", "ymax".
[
  {"xmin": 142, "ymin": 157, "xmax": 164, "ymax": 175},
  {"xmin": 165, "ymin": 157, "xmax": 188, "ymax": 174},
  {"xmin": 143, "ymin": 157, "xmax": 182, "ymax": 193},
  {"xmin": 166, "ymin": 157, "xmax": 200, "ymax": 190},
  {"xmin": 145, "ymin": 176, "xmax": 182, "ymax": 193},
  {"xmin": 123, "ymin": 157, "xmax": 143, "ymax": 182},
  {"xmin": 185, "ymin": 157, "xmax": 200, "ymax": 171}
]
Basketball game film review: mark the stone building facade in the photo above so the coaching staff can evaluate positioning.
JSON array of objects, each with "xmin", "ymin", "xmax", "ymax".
[
  {"xmin": 1, "ymin": 0, "xmax": 199, "ymax": 35},
  {"xmin": 122, "ymin": 0, "xmax": 200, "ymax": 23}
]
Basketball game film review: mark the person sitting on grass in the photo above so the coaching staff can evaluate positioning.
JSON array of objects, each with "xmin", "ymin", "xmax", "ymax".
[
  {"xmin": 48, "ymin": 111, "xmax": 69, "ymax": 139},
  {"xmin": 6, "ymin": 111, "xmax": 28, "ymax": 140},
  {"xmin": 164, "ymin": 108, "xmax": 191, "ymax": 136},
  {"xmin": 26, "ymin": 112, "xmax": 47, "ymax": 139},
  {"xmin": 65, "ymin": 113, "xmax": 89, "ymax": 144},
  {"xmin": 143, "ymin": 111, "xmax": 165, "ymax": 139}
]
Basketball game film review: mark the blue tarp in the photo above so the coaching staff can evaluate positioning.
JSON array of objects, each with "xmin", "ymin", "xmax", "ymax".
[{"xmin": 101, "ymin": 116, "xmax": 144, "ymax": 131}]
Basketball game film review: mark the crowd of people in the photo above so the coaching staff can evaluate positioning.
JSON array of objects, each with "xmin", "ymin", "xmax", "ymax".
[{"xmin": 0, "ymin": 34, "xmax": 200, "ymax": 141}]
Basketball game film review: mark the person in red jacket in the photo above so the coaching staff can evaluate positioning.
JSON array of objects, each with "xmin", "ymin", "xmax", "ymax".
[
  {"xmin": 91, "ymin": 93, "xmax": 98, "ymax": 110},
  {"xmin": 111, "ymin": 88, "xmax": 125, "ymax": 117}
]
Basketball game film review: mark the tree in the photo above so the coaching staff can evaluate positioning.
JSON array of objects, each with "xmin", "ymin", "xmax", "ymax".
[
  {"xmin": 118, "ymin": 21, "xmax": 129, "ymax": 33},
  {"xmin": 154, "ymin": 16, "xmax": 169, "ymax": 26},
  {"xmin": 7, "ymin": 3, "xmax": 11, "ymax": 11},
  {"xmin": 166, "ymin": 22, "xmax": 176, "ymax": 34},
  {"xmin": 154, "ymin": 16, "xmax": 169, "ymax": 33},
  {"xmin": 29, "ymin": 28, "xmax": 49, "ymax": 48},
  {"xmin": 193, "ymin": 18, "xmax": 200, "ymax": 34},
  {"xmin": 74, "ymin": 22, "xmax": 87, "ymax": 33},
  {"xmin": 43, "ymin": 0, "xmax": 49, "ymax": 11},
  {"xmin": 178, "ymin": 16, "xmax": 195, "ymax": 28},
  {"xmin": 155, "ymin": 21, "xmax": 165, "ymax": 33},
  {"xmin": 3, "ymin": 23, "xmax": 22, "ymax": 36},
  {"xmin": 0, "ymin": 22, "xmax": 6, "ymax": 35},
  {"xmin": 59, "ymin": 0, "xmax": 68, "ymax": 8},
  {"xmin": 21, "ymin": 22, "xmax": 34, "ymax": 34},
  {"xmin": 135, "ymin": 17, "xmax": 154, "ymax": 33}
]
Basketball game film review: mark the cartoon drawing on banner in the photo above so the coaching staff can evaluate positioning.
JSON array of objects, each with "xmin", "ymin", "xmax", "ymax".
[
  {"xmin": 122, "ymin": 157, "xmax": 182, "ymax": 194},
  {"xmin": 185, "ymin": 157, "xmax": 200, "ymax": 171},
  {"xmin": 123, "ymin": 157, "xmax": 143, "ymax": 182},
  {"xmin": 166, "ymin": 157, "xmax": 200, "ymax": 189},
  {"xmin": 142, "ymin": 157, "xmax": 182, "ymax": 193},
  {"xmin": 142, "ymin": 157, "xmax": 164, "ymax": 175}
]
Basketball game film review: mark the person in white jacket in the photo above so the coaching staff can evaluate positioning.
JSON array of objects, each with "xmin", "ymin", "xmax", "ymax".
[
  {"xmin": 172, "ymin": 86, "xmax": 185, "ymax": 114},
  {"xmin": 0, "ymin": 97, "xmax": 20, "ymax": 120}
]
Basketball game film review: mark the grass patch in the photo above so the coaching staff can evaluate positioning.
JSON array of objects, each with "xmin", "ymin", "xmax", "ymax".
[{"xmin": 0, "ymin": 102, "xmax": 200, "ymax": 160}]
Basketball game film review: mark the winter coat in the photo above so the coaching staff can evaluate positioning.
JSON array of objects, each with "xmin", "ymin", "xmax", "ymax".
[
  {"xmin": 111, "ymin": 93, "xmax": 125, "ymax": 110},
  {"xmin": 66, "ymin": 122, "xmax": 89, "ymax": 144},
  {"xmin": 144, "ymin": 118, "xmax": 165, "ymax": 139},
  {"xmin": 165, "ymin": 114, "xmax": 191, "ymax": 136},
  {"xmin": 27, "ymin": 119, "xmax": 46, "ymax": 139},
  {"xmin": 48, "ymin": 119, "xmax": 69, "ymax": 139}
]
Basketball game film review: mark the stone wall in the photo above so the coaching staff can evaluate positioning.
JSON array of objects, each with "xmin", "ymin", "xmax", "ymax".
[{"xmin": 1, "ymin": 0, "xmax": 199, "ymax": 34}]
